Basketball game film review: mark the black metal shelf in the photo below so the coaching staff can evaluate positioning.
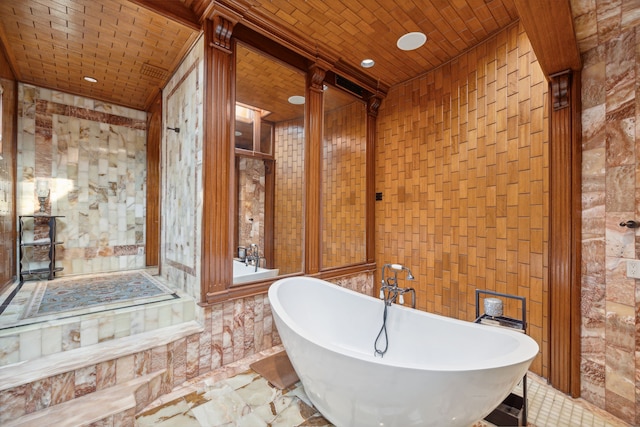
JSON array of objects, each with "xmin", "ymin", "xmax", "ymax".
[
  {"xmin": 20, "ymin": 241, "xmax": 64, "ymax": 247},
  {"xmin": 19, "ymin": 215, "xmax": 65, "ymax": 282},
  {"xmin": 475, "ymin": 314, "xmax": 525, "ymax": 331},
  {"xmin": 21, "ymin": 267, "xmax": 64, "ymax": 275},
  {"xmin": 475, "ymin": 289, "xmax": 528, "ymax": 427}
]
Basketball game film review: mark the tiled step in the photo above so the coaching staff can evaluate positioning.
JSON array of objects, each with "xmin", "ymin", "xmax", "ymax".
[
  {"xmin": 4, "ymin": 371, "xmax": 165, "ymax": 427},
  {"xmin": 0, "ymin": 320, "xmax": 203, "ymax": 392},
  {"xmin": 0, "ymin": 290, "xmax": 195, "ymax": 367},
  {"xmin": 0, "ymin": 321, "xmax": 204, "ymax": 425}
]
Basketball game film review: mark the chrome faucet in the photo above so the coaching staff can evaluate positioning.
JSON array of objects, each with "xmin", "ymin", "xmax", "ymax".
[
  {"xmin": 247, "ymin": 243, "xmax": 259, "ymax": 272},
  {"xmin": 380, "ymin": 263, "xmax": 416, "ymax": 308}
]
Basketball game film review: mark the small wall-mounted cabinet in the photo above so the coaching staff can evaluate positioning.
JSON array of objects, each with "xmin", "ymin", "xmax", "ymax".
[{"xmin": 19, "ymin": 215, "xmax": 64, "ymax": 282}]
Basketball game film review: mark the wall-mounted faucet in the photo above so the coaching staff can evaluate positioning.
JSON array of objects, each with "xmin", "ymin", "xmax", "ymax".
[
  {"xmin": 380, "ymin": 263, "xmax": 416, "ymax": 308},
  {"xmin": 619, "ymin": 220, "xmax": 639, "ymax": 229}
]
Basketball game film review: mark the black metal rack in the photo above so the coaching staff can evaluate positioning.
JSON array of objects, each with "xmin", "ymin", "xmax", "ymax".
[
  {"xmin": 474, "ymin": 289, "xmax": 528, "ymax": 427},
  {"xmin": 19, "ymin": 215, "xmax": 64, "ymax": 282}
]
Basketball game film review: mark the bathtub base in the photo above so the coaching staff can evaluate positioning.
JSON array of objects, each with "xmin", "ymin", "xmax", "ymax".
[{"xmin": 484, "ymin": 392, "xmax": 525, "ymax": 426}]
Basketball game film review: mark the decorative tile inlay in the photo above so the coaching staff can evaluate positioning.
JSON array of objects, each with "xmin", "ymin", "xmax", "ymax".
[{"xmin": 22, "ymin": 272, "xmax": 175, "ymax": 319}]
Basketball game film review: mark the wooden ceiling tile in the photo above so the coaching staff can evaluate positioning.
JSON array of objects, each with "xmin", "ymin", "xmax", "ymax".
[{"xmin": 2, "ymin": 0, "xmax": 584, "ymax": 113}]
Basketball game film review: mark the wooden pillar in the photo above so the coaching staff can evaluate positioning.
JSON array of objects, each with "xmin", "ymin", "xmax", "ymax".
[
  {"xmin": 366, "ymin": 95, "xmax": 382, "ymax": 265},
  {"xmin": 548, "ymin": 69, "xmax": 582, "ymax": 397},
  {"xmin": 145, "ymin": 92, "xmax": 161, "ymax": 267},
  {"xmin": 202, "ymin": 15, "xmax": 236, "ymax": 302},
  {"xmin": 304, "ymin": 64, "xmax": 326, "ymax": 274}
]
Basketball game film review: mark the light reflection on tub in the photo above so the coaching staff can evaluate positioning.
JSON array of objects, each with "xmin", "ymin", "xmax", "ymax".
[
  {"xmin": 269, "ymin": 276, "xmax": 539, "ymax": 427},
  {"xmin": 232, "ymin": 259, "xmax": 279, "ymax": 284}
]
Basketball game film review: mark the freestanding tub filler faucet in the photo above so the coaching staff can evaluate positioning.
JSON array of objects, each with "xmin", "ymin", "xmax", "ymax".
[
  {"xmin": 380, "ymin": 263, "xmax": 416, "ymax": 308},
  {"xmin": 375, "ymin": 263, "xmax": 417, "ymax": 357},
  {"xmin": 246, "ymin": 243, "xmax": 260, "ymax": 271}
]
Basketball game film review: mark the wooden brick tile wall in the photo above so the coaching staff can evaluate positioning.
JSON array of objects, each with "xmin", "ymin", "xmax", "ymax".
[
  {"xmin": 375, "ymin": 22, "xmax": 549, "ymax": 377},
  {"xmin": 274, "ymin": 119, "xmax": 304, "ymax": 275},
  {"xmin": 321, "ymin": 101, "xmax": 367, "ymax": 269}
]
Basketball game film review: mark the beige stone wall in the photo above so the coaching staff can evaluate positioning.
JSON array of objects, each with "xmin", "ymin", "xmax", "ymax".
[
  {"xmin": 16, "ymin": 84, "xmax": 147, "ymax": 276},
  {"xmin": 575, "ymin": 0, "xmax": 640, "ymax": 423}
]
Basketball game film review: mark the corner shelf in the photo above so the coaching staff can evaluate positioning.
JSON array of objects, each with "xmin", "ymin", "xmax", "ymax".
[{"xmin": 19, "ymin": 215, "xmax": 64, "ymax": 282}]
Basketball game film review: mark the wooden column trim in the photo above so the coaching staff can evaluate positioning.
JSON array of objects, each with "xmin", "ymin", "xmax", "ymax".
[
  {"xmin": 202, "ymin": 16, "xmax": 235, "ymax": 302},
  {"xmin": 145, "ymin": 92, "xmax": 162, "ymax": 267},
  {"xmin": 304, "ymin": 63, "xmax": 326, "ymax": 275},
  {"xmin": 548, "ymin": 69, "xmax": 582, "ymax": 397},
  {"xmin": 366, "ymin": 94, "xmax": 382, "ymax": 265},
  {"xmin": 264, "ymin": 159, "xmax": 275, "ymax": 268}
]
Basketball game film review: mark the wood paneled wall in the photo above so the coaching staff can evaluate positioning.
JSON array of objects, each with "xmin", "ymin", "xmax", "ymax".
[
  {"xmin": 0, "ymin": 44, "xmax": 16, "ymax": 289},
  {"xmin": 321, "ymin": 101, "xmax": 367, "ymax": 269},
  {"xmin": 375, "ymin": 22, "xmax": 549, "ymax": 377},
  {"xmin": 273, "ymin": 118, "xmax": 304, "ymax": 275}
]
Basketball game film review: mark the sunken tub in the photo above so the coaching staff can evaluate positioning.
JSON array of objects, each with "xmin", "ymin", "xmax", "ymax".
[{"xmin": 268, "ymin": 276, "xmax": 539, "ymax": 427}]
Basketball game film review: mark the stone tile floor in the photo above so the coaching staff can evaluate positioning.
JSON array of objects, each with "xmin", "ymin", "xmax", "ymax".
[{"xmin": 135, "ymin": 347, "xmax": 630, "ymax": 427}]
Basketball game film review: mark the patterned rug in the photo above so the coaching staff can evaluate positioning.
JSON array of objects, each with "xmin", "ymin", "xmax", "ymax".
[{"xmin": 22, "ymin": 271, "xmax": 176, "ymax": 319}]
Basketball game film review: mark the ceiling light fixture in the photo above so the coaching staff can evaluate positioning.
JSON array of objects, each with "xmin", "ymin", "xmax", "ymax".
[
  {"xmin": 361, "ymin": 59, "xmax": 375, "ymax": 68},
  {"xmin": 288, "ymin": 95, "xmax": 305, "ymax": 105},
  {"xmin": 83, "ymin": 76, "xmax": 98, "ymax": 83},
  {"xmin": 397, "ymin": 32, "xmax": 427, "ymax": 51}
]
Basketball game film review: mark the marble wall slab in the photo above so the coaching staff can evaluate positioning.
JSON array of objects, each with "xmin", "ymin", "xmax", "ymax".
[
  {"xmin": 161, "ymin": 35, "xmax": 204, "ymax": 302},
  {"xmin": 574, "ymin": 0, "xmax": 640, "ymax": 423},
  {"xmin": 16, "ymin": 84, "xmax": 147, "ymax": 276},
  {"xmin": 238, "ymin": 158, "xmax": 266, "ymax": 253}
]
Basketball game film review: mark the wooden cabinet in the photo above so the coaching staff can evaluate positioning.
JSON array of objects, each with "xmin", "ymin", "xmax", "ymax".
[{"xmin": 19, "ymin": 215, "xmax": 64, "ymax": 282}]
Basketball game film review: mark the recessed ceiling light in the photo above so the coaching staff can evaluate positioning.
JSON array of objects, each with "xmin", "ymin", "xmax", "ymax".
[
  {"xmin": 397, "ymin": 32, "xmax": 427, "ymax": 51},
  {"xmin": 288, "ymin": 95, "xmax": 305, "ymax": 105},
  {"xmin": 83, "ymin": 76, "xmax": 98, "ymax": 83},
  {"xmin": 361, "ymin": 59, "xmax": 375, "ymax": 68}
]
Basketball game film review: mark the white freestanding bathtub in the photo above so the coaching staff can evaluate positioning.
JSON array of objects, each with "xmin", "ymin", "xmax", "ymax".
[{"xmin": 268, "ymin": 276, "xmax": 539, "ymax": 427}]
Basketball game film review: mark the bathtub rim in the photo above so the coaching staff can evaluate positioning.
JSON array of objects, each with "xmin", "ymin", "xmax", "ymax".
[
  {"xmin": 269, "ymin": 276, "xmax": 540, "ymax": 372},
  {"xmin": 232, "ymin": 259, "xmax": 279, "ymax": 285}
]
